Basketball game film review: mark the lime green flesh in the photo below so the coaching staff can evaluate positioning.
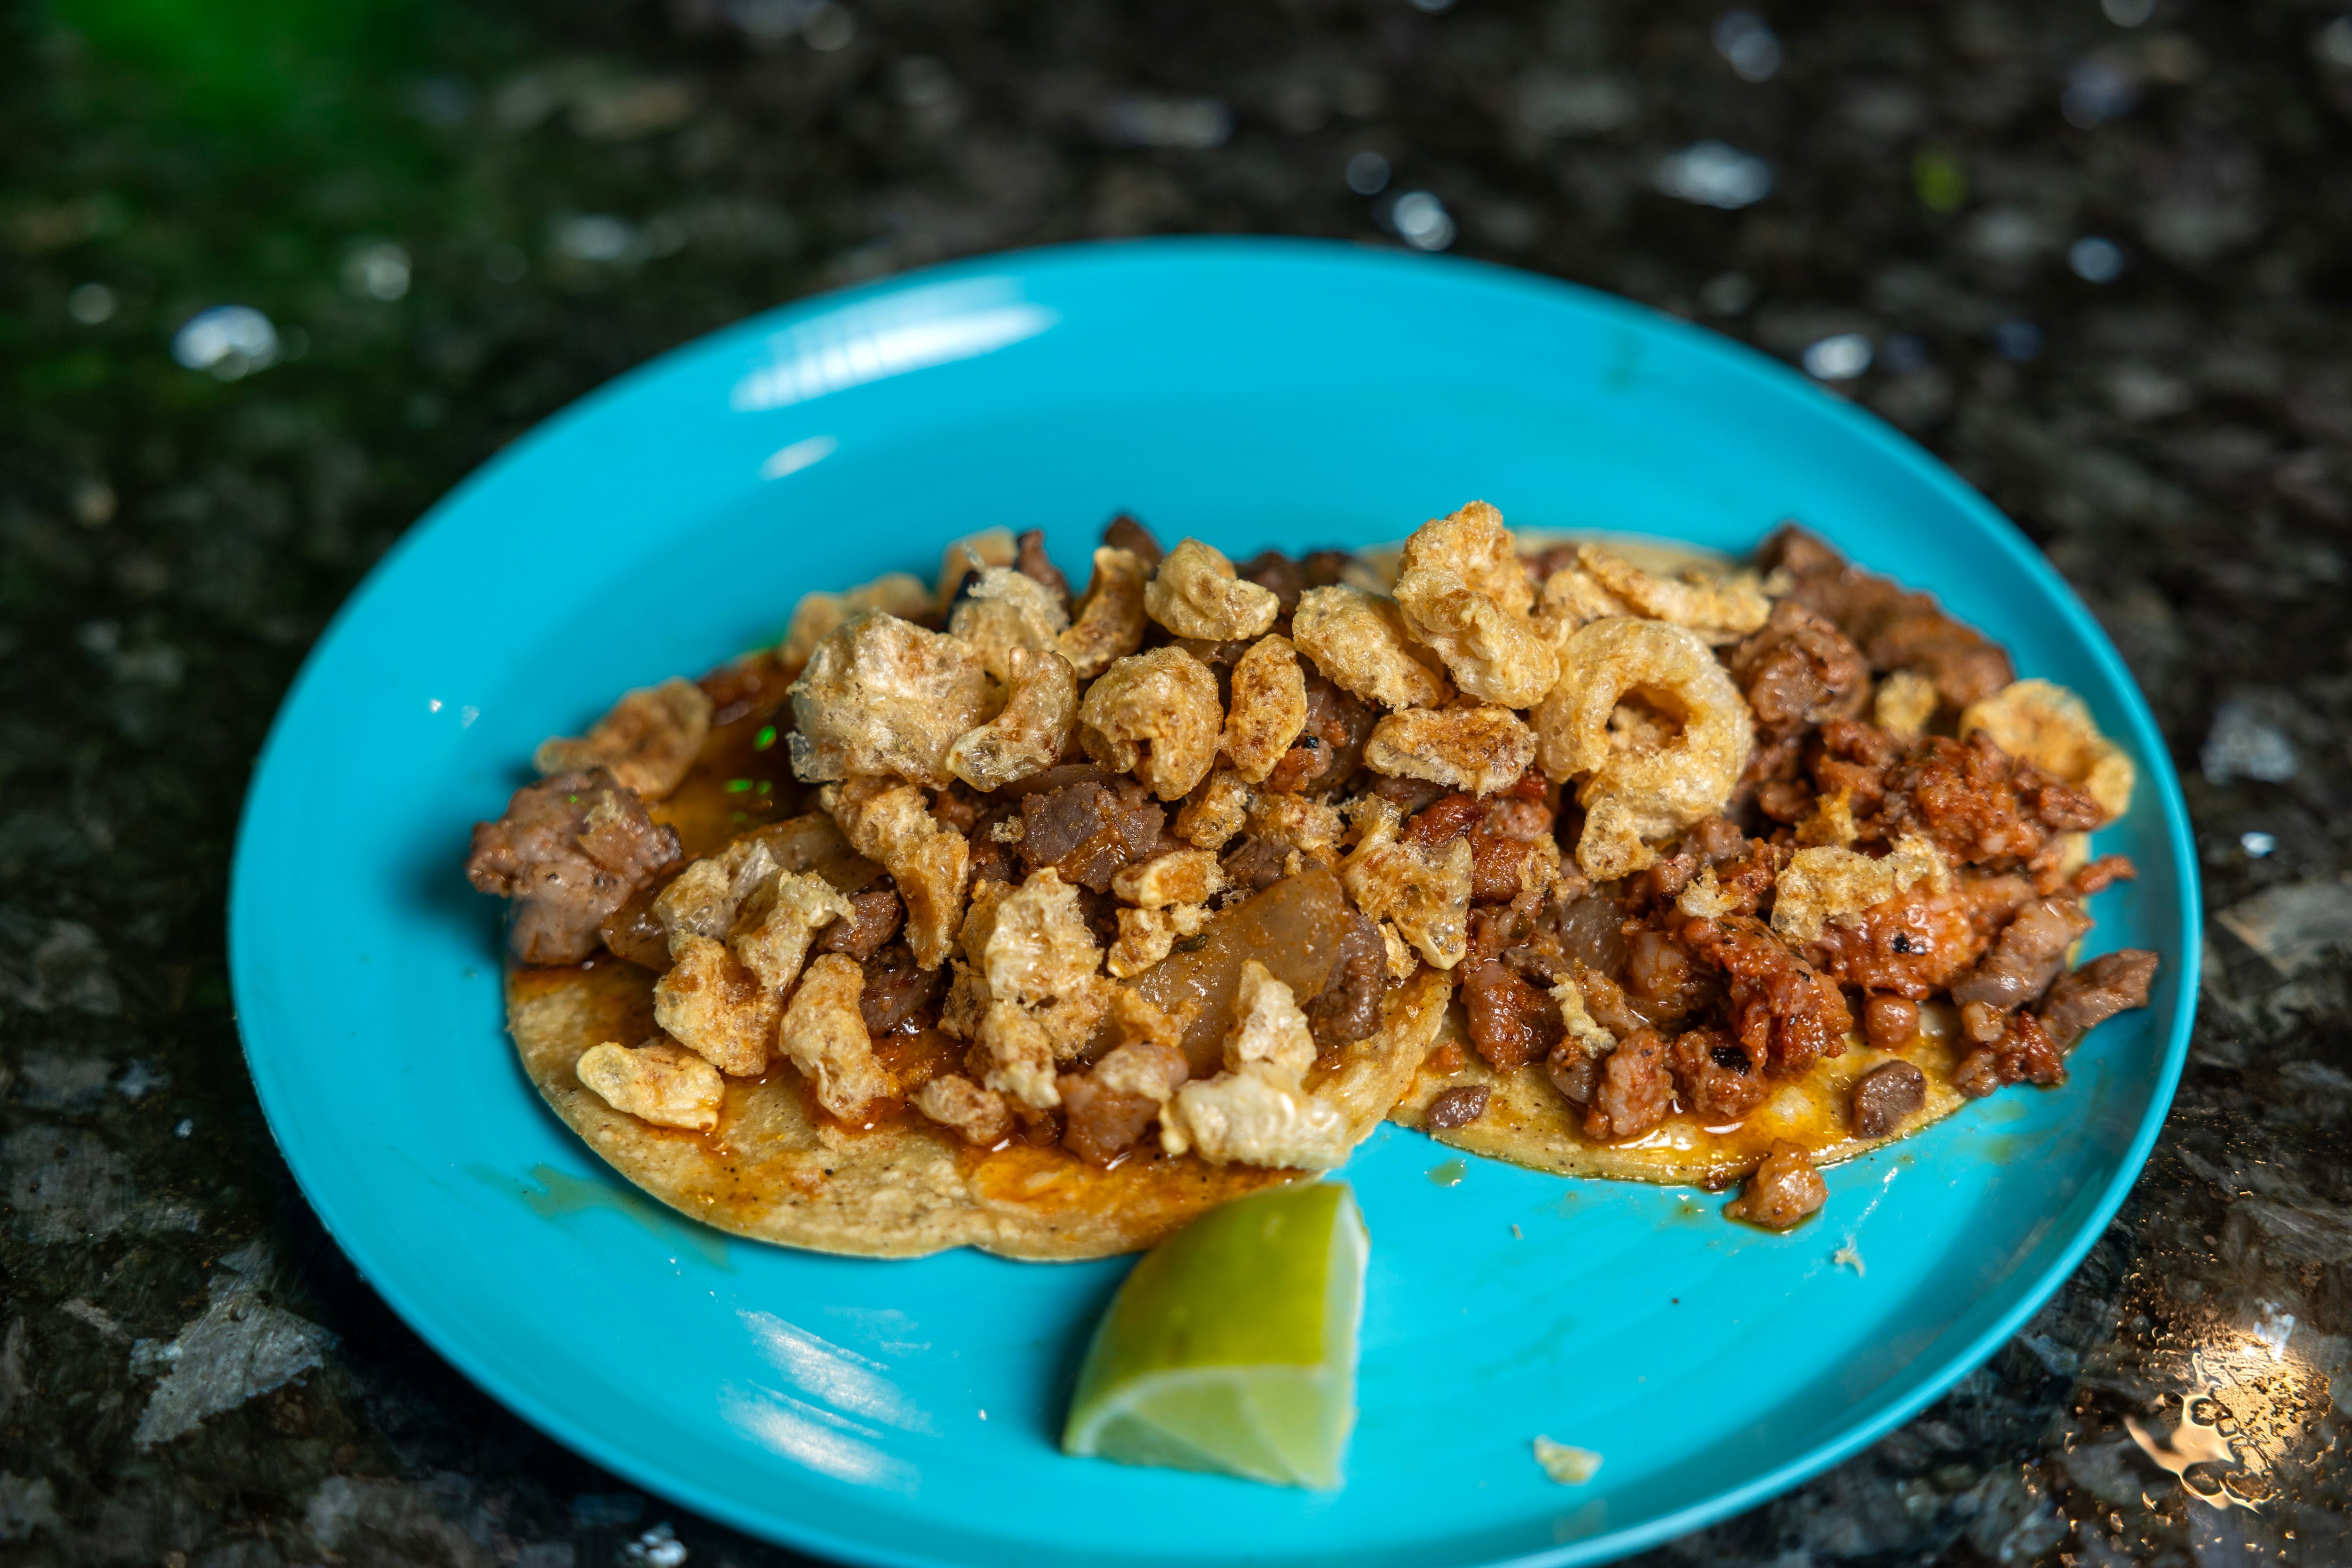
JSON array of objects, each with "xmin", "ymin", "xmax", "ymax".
[{"xmin": 1062, "ymin": 1181, "xmax": 1367, "ymax": 1489}]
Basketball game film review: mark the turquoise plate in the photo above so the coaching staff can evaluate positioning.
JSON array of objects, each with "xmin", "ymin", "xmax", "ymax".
[{"xmin": 230, "ymin": 239, "xmax": 2196, "ymax": 1568}]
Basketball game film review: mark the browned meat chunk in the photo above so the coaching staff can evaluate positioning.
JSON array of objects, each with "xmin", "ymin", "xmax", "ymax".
[
  {"xmin": 1547, "ymin": 1042, "xmax": 1598, "ymax": 1106},
  {"xmin": 1953, "ymin": 1008, "xmax": 2065, "ymax": 1097},
  {"xmin": 819, "ymin": 888, "xmax": 905, "ymax": 961},
  {"xmin": 1371, "ymin": 773, "xmax": 1451, "ymax": 818},
  {"xmin": 599, "ymin": 874, "xmax": 677, "ymax": 970},
  {"xmin": 2037, "ymin": 949, "xmax": 2159, "ymax": 1050},
  {"xmin": 2069, "ymin": 855, "xmax": 2137, "ymax": 896},
  {"xmin": 1951, "ymin": 895, "xmax": 2091, "ymax": 1011},
  {"xmin": 1263, "ymin": 673, "xmax": 1375, "ymax": 796},
  {"xmin": 1874, "ymin": 733, "xmax": 2100, "ymax": 875},
  {"xmin": 1729, "ymin": 600, "xmax": 1870, "ymax": 741},
  {"xmin": 1810, "ymin": 720, "xmax": 1904, "ymax": 820},
  {"xmin": 1239, "ymin": 550, "xmax": 1308, "ymax": 615},
  {"xmin": 1102, "ymin": 513, "xmax": 1165, "ymax": 567},
  {"xmin": 1861, "ymin": 994, "xmax": 1919, "ymax": 1049},
  {"xmin": 1462, "ymin": 957, "xmax": 1564, "ymax": 1069},
  {"xmin": 1724, "ymin": 1140, "xmax": 1828, "ymax": 1229},
  {"xmin": 1015, "ymin": 527, "xmax": 1071, "ymax": 607},
  {"xmin": 1585, "ymin": 1027, "xmax": 1673, "ymax": 1141},
  {"xmin": 1470, "ymin": 794, "xmax": 1557, "ymax": 904},
  {"xmin": 1304, "ymin": 912, "xmax": 1385, "ymax": 1045},
  {"xmin": 1059, "ymin": 1037, "xmax": 1188, "ymax": 1165},
  {"xmin": 1620, "ymin": 927, "xmax": 1719, "ymax": 1031},
  {"xmin": 1219, "ymin": 834, "xmax": 1291, "ymax": 894},
  {"xmin": 1404, "ymin": 792, "xmax": 1485, "ymax": 848},
  {"xmin": 858, "ymin": 941, "xmax": 944, "ymax": 1036},
  {"xmin": 1760, "ymin": 525, "xmax": 2014, "ymax": 709},
  {"xmin": 466, "ymin": 769, "xmax": 682, "ymax": 964},
  {"xmin": 1668, "ymin": 1027, "xmax": 1768, "ymax": 1123},
  {"xmin": 1849, "ymin": 1059, "xmax": 1928, "ymax": 1138},
  {"xmin": 1803, "ymin": 871, "xmax": 2027, "ymax": 999},
  {"xmin": 1422, "ymin": 1084, "xmax": 1491, "ymax": 1130},
  {"xmin": 1683, "ymin": 915, "xmax": 1851, "ymax": 1076},
  {"xmin": 1019, "ymin": 778, "xmax": 1167, "ymax": 892}
]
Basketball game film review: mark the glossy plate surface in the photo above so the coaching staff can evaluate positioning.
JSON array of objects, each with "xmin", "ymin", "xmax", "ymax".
[{"xmin": 230, "ymin": 239, "xmax": 2197, "ymax": 1568}]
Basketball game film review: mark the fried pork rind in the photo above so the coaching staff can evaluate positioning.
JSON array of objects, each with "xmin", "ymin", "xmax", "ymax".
[
  {"xmin": 1144, "ymin": 538, "xmax": 1282, "ymax": 641},
  {"xmin": 1106, "ymin": 902, "xmax": 1212, "ymax": 978},
  {"xmin": 731, "ymin": 870, "xmax": 854, "ymax": 993},
  {"xmin": 1176, "ymin": 767, "xmax": 1254, "ymax": 851},
  {"xmin": 1534, "ymin": 617, "xmax": 1754, "ymax": 879},
  {"xmin": 779, "ymin": 952, "xmax": 891, "ymax": 1120},
  {"xmin": 830, "ymin": 775, "xmax": 969, "ymax": 970},
  {"xmin": 652, "ymin": 835, "xmax": 783, "ymax": 956},
  {"xmin": 977, "ymin": 867, "xmax": 1112, "ymax": 1073},
  {"xmin": 1536, "ymin": 543, "xmax": 1771, "ymax": 647},
  {"xmin": 1399, "ymin": 500, "xmax": 1533, "ymax": 614},
  {"xmin": 944, "ymin": 647, "xmax": 1078, "ymax": 792},
  {"xmin": 1077, "ymin": 646, "xmax": 1224, "ymax": 801},
  {"xmin": 1111, "ymin": 847, "xmax": 1226, "ymax": 908},
  {"xmin": 1394, "ymin": 505, "xmax": 1558, "ymax": 708},
  {"xmin": 1159, "ymin": 963, "xmax": 1351, "ymax": 1169},
  {"xmin": 1057, "ymin": 546, "xmax": 1150, "ymax": 679},
  {"xmin": 1291, "ymin": 586, "xmax": 1454, "ymax": 711},
  {"xmin": 788, "ymin": 611, "xmax": 995, "ymax": 789},
  {"xmin": 1771, "ymin": 834, "xmax": 1950, "ymax": 943},
  {"xmin": 534, "ymin": 677, "xmax": 715, "ymax": 802},
  {"xmin": 1227, "ymin": 960, "xmax": 1318, "ymax": 1077},
  {"xmin": 911, "ymin": 1073, "xmax": 1013, "ymax": 1145},
  {"xmin": 948, "ymin": 566, "xmax": 1072, "ymax": 683},
  {"xmin": 1363, "ymin": 705, "xmax": 1537, "ymax": 796},
  {"xmin": 1221, "ymin": 634, "xmax": 1309, "ymax": 783},
  {"xmin": 781, "ymin": 574, "xmax": 934, "ymax": 670},
  {"xmin": 1960, "ymin": 678, "xmax": 2134, "ymax": 821},
  {"xmin": 1550, "ymin": 973, "xmax": 1618, "ymax": 1056},
  {"xmin": 1247, "ymin": 793, "xmax": 1347, "ymax": 859},
  {"xmin": 935, "ymin": 527, "xmax": 1019, "ymax": 612},
  {"xmin": 575, "ymin": 1039, "xmax": 725, "ymax": 1132},
  {"xmin": 1873, "ymin": 669, "xmax": 1939, "ymax": 739},
  {"xmin": 1339, "ymin": 798, "xmax": 1474, "ymax": 969},
  {"xmin": 652, "ymin": 935, "xmax": 779, "ymax": 1077}
]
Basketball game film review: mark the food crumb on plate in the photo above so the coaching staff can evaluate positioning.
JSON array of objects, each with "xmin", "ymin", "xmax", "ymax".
[
  {"xmin": 1834, "ymin": 1239, "xmax": 1866, "ymax": 1276},
  {"xmin": 1533, "ymin": 1436, "xmax": 1602, "ymax": 1485}
]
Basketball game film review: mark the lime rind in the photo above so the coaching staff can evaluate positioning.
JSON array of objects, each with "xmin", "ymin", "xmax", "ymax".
[{"xmin": 1062, "ymin": 1182, "xmax": 1367, "ymax": 1489}]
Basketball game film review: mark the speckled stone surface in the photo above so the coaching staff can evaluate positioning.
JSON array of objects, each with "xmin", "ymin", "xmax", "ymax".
[{"xmin": 5, "ymin": 2, "xmax": 2349, "ymax": 1565}]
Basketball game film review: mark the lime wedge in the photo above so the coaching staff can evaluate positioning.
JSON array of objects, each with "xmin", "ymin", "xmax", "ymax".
[{"xmin": 1062, "ymin": 1181, "xmax": 1367, "ymax": 1489}]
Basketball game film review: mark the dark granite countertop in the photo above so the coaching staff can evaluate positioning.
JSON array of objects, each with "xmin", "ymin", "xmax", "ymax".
[{"xmin": 5, "ymin": 1, "xmax": 2349, "ymax": 1564}]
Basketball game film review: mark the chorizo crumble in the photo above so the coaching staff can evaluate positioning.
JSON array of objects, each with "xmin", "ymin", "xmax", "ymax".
[{"xmin": 467, "ymin": 504, "xmax": 2159, "ymax": 1230}]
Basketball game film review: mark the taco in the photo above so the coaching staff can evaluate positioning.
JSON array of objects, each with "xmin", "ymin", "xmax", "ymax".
[{"xmin": 466, "ymin": 503, "xmax": 2158, "ymax": 1254}]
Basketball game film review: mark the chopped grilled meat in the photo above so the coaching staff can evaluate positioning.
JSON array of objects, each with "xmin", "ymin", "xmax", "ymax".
[
  {"xmin": 1950, "ymin": 895, "xmax": 2091, "ymax": 1012},
  {"xmin": 1682, "ymin": 915, "xmax": 1852, "ymax": 1076},
  {"xmin": 2036, "ymin": 949, "xmax": 2159, "ymax": 1050},
  {"xmin": 1015, "ymin": 527, "xmax": 1072, "ymax": 607},
  {"xmin": 1760, "ymin": 525, "xmax": 2014, "ymax": 709},
  {"xmin": 1729, "ymin": 599, "xmax": 1870, "ymax": 741},
  {"xmin": 1102, "ymin": 512, "xmax": 1165, "ymax": 566},
  {"xmin": 1462, "ymin": 957, "xmax": 1565, "ymax": 1069},
  {"xmin": 466, "ymin": 769, "xmax": 682, "ymax": 965},
  {"xmin": 1058, "ymin": 1040, "xmax": 1188, "ymax": 1166},
  {"xmin": 1422, "ymin": 1084, "xmax": 1491, "ymax": 1131},
  {"xmin": 599, "ymin": 876, "xmax": 677, "ymax": 970},
  {"xmin": 1371, "ymin": 773, "xmax": 1452, "ymax": 818},
  {"xmin": 2069, "ymin": 854, "xmax": 2137, "ymax": 896},
  {"xmin": 858, "ymin": 941, "xmax": 944, "ymax": 1036},
  {"xmin": 1803, "ymin": 871, "xmax": 2029, "ymax": 999},
  {"xmin": 1019, "ymin": 778, "xmax": 1168, "ymax": 892},
  {"xmin": 818, "ymin": 888, "xmax": 906, "ymax": 961},
  {"xmin": 1873, "ymin": 732, "xmax": 2104, "ymax": 873},
  {"xmin": 1849, "ymin": 1059, "xmax": 1928, "ymax": 1138},
  {"xmin": 1668, "ymin": 1026, "xmax": 1768, "ymax": 1122},
  {"xmin": 1724, "ymin": 1141, "xmax": 1828, "ymax": 1229},
  {"xmin": 1621, "ymin": 927, "xmax": 1719, "ymax": 1030},
  {"xmin": 1810, "ymin": 720, "xmax": 1904, "ymax": 819},
  {"xmin": 1547, "ymin": 1041, "xmax": 1599, "ymax": 1106},
  {"xmin": 1585, "ymin": 1027, "xmax": 1674, "ymax": 1141},
  {"xmin": 1953, "ymin": 1007, "xmax": 2066, "ymax": 1097},
  {"xmin": 1305, "ymin": 912, "xmax": 1386, "ymax": 1045},
  {"xmin": 1219, "ymin": 834, "xmax": 1291, "ymax": 893},
  {"xmin": 1239, "ymin": 550, "xmax": 1308, "ymax": 615},
  {"xmin": 1263, "ymin": 672, "xmax": 1375, "ymax": 795}
]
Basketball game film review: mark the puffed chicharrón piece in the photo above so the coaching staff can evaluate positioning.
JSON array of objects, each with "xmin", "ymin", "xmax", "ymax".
[{"xmin": 788, "ymin": 610, "xmax": 996, "ymax": 790}]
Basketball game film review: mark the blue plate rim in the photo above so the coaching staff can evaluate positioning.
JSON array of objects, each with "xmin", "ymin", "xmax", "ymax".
[{"xmin": 229, "ymin": 234, "xmax": 2200, "ymax": 1568}]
